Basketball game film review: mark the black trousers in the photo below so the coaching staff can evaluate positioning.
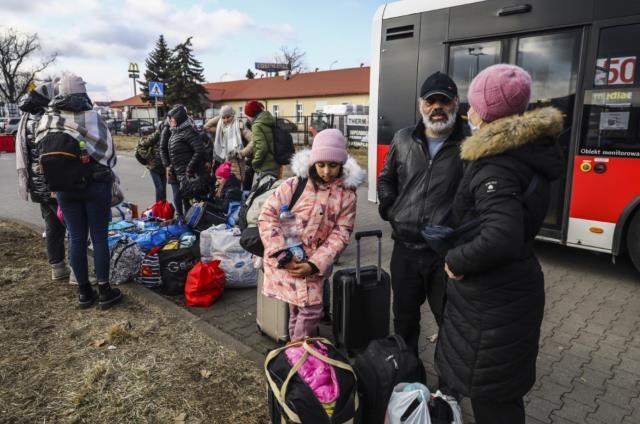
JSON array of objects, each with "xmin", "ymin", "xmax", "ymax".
[
  {"xmin": 471, "ymin": 397, "xmax": 525, "ymax": 424},
  {"xmin": 39, "ymin": 199, "xmax": 66, "ymax": 265},
  {"xmin": 390, "ymin": 242, "xmax": 446, "ymax": 354}
]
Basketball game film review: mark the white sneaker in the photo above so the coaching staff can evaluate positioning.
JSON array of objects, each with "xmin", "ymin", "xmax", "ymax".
[{"xmin": 51, "ymin": 261, "xmax": 71, "ymax": 281}]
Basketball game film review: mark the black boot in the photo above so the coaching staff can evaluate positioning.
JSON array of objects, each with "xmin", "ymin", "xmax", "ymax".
[
  {"xmin": 78, "ymin": 284, "xmax": 97, "ymax": 309},
  {"xmin": 97, "ymin": 281, "xmax": 123, "ymax": 310}
]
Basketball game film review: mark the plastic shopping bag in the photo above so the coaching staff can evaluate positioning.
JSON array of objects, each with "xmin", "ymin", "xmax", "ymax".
[
  {"xmin": 386, "ymin": 383, "xmax": 431, "ymax": 424},
  {"xmin": 185, "ymin": 260, "xmax": 225, "ymax": 307}
]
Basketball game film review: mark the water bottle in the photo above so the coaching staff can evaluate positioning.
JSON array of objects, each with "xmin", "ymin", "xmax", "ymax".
[
  {"xmin": 279, "ymin": 205, "xmax": 306, "ymax": 261},
  {"xmin": 79, "ymin": 140, "xmax": 90, "ymax": 164}
]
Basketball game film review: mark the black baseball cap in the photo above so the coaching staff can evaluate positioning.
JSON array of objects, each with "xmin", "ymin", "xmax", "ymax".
[{"xmin": 420, "ymin": 71, "xmax": 458, "ymax": 100}]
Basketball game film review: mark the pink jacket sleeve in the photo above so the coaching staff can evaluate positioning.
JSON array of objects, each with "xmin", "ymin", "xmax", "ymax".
[
  {"xmin": 308, "ymin": 191, "xmax": 357, "ymax": 275},
  {"xmin": 258, "ymin": 179, "xmax": 293, "ymax": 258}
]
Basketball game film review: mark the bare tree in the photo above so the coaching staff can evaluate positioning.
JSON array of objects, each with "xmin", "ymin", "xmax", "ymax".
[
  {"xmin": 277, "ymin": 46, "xmax": 306, "ymax": 74},
  {"xmin": 0, "ymin": 28, "xmax": 57, "ymax": 104}
]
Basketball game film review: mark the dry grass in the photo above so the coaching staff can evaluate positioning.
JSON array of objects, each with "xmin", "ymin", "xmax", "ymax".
[
  {"xmin": 113, "ymin": 134, "xmax": 139, "ymax": 152},
  {"xmin": 0, "ymin": 220, "xmax": 269, "ymax": 424}
]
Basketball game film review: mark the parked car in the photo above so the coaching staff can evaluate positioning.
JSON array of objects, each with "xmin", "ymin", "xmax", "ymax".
[
  {"xmin": 121, "ymin": 119, "xmax": 154, "ymax": 135},
  {"xmin": 276, "ymin": 118, "xmax": 299, "ymax": 133},
  {"xmin": 106, "ymin": 119, "xmax": 123, "ymax": 133},
  {"xmin": 1, "ymin": 117, "xmax": 21, "ymax": 135}
]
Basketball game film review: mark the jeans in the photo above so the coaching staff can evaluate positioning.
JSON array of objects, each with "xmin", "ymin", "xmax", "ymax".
[
  {"xmin": 471, "ymin": 397, "xmax": 525, "ymax": 424},
  {"xmin": 57, "ymin": 181, "xmax": 111, "ymax": 287},
  {"xmin": 149, "ymin": 169, "xmax": 167, "ymax": 202},
  {"xmin": 170, "ymin": 182, "xmax": 190, "ymax": 218},
  {"xmin": 390, "ymin": 242, "xmax": 446, "ymax": 354},
  {"xmin": 39, "ymin": 199, "xmax": 66, "ymax": 265}
]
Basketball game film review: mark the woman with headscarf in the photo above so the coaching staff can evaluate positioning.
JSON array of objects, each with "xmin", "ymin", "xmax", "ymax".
[
  {"xmin": 35, "ymin": 73, "xmax": 122, "ymax": 310},
  {"xmin": 435, "ymin": 64, "xmax": 564, "ymax": 424},
  {"xmin": 160, "ymin": 104, "xmax": 206, "ymax": 219},
  {"xmin": 204, "ymin": 105, "xmax": 252, "ymax": 180}
]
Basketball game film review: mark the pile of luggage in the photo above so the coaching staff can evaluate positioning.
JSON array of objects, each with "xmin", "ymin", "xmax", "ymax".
[
  {"xmin": 263, "ymin": 231, "xmax": 463, "ymax": 424},
  {"xmin": 106, "ymin": 197, "xmax": 256, "ymax": 307}
]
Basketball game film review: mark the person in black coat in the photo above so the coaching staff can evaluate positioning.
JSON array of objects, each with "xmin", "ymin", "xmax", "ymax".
[
  {"xmin": 436, "ymin": 64, "xmax": 564, "ymax": 424},
  {"xmin": 377, "ymin": 72, "xmax": 467, "ymax": 354},
  {"xmin": 161, "ymin": 104, "xmax": 205, "ymax": 219},
  {"xmin": 15, "ymin": 83, "xmax": 69, "ymax": 281}
]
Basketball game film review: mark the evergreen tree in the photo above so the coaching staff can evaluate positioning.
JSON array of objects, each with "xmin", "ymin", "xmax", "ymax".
[
  {"xmin": 246, "ymin": 68, "xmax": 255, "ymax": 79},
  {"xmin": 165, "ymin": 37, "xmax": 208, "ymax": 114},
  {"xmin": 139, "ymin": 35, "xmax": 172, "ymax": 112}
]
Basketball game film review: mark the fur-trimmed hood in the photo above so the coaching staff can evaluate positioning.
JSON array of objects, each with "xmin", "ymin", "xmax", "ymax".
[
  {"xmin": 290, "ymin": 149, "xmax": 366, "ymax": 189},
  {"xmin": 461, "ymin": 107, "xmax": 564, "ymax": 161}
]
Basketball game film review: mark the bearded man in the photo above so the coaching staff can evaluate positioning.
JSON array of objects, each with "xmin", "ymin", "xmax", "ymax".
[{"xmin": 378, "ymin": 71, "xmax": 468, "ymax": 355}]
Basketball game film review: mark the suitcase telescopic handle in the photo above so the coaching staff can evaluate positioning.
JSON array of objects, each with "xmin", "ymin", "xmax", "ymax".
[{"xmin": 355, "ymin": 230, "xmax": 383, "ymax": 284}]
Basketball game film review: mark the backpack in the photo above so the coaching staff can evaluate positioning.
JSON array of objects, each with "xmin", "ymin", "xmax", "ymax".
[
  {"xmin": 271, "ymin": 124, "xmax": 296, "ymax": 165},
  {"xmin": 109, "ymin": 237, "xmax": 144, "ymax": 285},
  {"xmin": 239, "ymin": 177, "xmax": 307, "ymax": 257},
  {"xmin": 265, "ymin": 337, "xmax": 360, "ymax": 424},
  {"xmin": 237, "ymin": 174, "xmax": 279, "ymax": 231},
  {"xmin": 352, "ymin": 335, "xmax": 427, "ymax": 424},
  {"xmin": 39, "ymin": 132, "xmax": 92, "ymax": 191}
]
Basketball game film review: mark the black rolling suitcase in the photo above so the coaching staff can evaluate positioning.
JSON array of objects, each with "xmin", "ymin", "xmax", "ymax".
[{"xmin": 332, "ymin": 230, "xmax": 390, "ymax": 354}]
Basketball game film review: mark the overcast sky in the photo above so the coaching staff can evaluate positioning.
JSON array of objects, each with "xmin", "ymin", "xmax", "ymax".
[{"xmin": 1, "ymin": 0, "xmax": 383, "ymax": 102}]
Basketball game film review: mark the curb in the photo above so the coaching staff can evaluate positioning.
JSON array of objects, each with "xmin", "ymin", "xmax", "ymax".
[
  {"xmin": 2, "ymin": 217, "xmax": 265, "ymax": 369},
  {"xmin": 122, "ymin": 283, "xmax": 264, "ymax": 367}
]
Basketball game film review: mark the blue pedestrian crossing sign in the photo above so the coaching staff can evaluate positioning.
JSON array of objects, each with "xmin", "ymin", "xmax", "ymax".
[{"xmin": 148, "ymin": 81, "xmax": 164, "ymax": 97}]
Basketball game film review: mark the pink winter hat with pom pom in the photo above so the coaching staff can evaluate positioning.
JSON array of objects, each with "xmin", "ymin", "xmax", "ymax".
[{"xmin": 468, "ymin": 64, "xmax": 532, "ymax": 123}]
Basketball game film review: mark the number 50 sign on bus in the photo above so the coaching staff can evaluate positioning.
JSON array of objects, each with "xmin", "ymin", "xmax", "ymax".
[{"xmin": 595, "ymin": 56, "xmax": 637, "ymax": 85}]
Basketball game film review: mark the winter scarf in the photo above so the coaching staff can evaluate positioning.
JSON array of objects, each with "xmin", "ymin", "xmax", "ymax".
[
  {"xmin": 213, "ymin": 117, "xmax": 243, "ymax": 162},
  {"xmin": 35, "ymin": 109, "xmax": 117, "ymax": 168}
]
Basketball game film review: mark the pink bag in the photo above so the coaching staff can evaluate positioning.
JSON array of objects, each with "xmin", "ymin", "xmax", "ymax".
[{"xmin": 284, "ymin": 341, "xmax": 340, "ymax": 404}]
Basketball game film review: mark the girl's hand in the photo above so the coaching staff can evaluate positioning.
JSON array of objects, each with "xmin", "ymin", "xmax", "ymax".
[
  {"xmin": 285, "ymin": 258, "xmax": 313, "ymax": 278},
  {"xmin": 445, "ymin": 262, "xmax": 463, "ymax": 281}
]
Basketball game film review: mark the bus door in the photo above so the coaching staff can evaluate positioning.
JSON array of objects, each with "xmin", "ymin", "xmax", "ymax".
[
  {"xmin": 568, "ymin": 20, "xmax": 640, "ymax": 252},
  {"xmin": 447, "ymin": 29, "xmax": 583, "ymax": 240}
]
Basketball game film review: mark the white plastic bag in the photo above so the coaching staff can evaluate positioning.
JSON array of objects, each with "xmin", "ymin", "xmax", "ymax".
[
  {"xmin": 387, "ymin": 383, "xmax": 432, "ymax": 424},
  {"xmin": 430, "ymin": 390, "xmax": 463, "ymax": 424},
  {"xmin": 199, "ymin": 224, "xmax": 257, "ymax": 288}
]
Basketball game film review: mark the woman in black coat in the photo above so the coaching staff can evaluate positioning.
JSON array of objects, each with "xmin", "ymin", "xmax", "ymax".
[
  {"xmin": 161, "ymin": 104, "xmax": 205, "ymax": 219},
  {"xmin": 436, "ymin": 64, "xmax": 564, "ymax": 424}
]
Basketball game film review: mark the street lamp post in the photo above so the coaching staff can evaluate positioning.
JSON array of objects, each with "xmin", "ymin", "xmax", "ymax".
[
  {"xmin": 128, "ymin": 63, "xmax": 139, "ymax": 97},
  {"xmin": 329, "ymin": 60, "xmax": 338, "ymax": 70},
  {"xmin": 467, "ymin": 47, "xmax": 486, "ymax": 77}
]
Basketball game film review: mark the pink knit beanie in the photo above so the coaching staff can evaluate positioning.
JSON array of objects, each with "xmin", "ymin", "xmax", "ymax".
[
  {"xmin": 215, "ymin": 161, "xmax": 232, "ymax": 179},
  {"xmin": 468, "ymin": 64, "xmax": 532, "ymax": 123},
  {"xmin": 310, "ymin": 129, "xmax": 348, "ymax": 164}
]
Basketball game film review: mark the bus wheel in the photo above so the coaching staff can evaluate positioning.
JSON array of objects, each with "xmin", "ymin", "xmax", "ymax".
[{"xmin": 627, "ymin": 211, "xmax": 640, "ymax": 272}]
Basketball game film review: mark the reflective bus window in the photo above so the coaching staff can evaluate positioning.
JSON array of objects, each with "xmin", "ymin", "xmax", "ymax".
[
  {"xmin": 448, "ymin": 41, "xmax": 501, "ymax": 104},
  {"xmin": 580, "ymin": 25, "xmax": 640, "ymax": 156},
  {"xmin": 517, "ymin": 31, "xmax": 581, "ymax": 111},
  {"xmin": 517, "ymin": 31, "xmax": 582, "ymax": 228}
]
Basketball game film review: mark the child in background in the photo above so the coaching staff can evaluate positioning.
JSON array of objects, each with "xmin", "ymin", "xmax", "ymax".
[{"xmin": 258, "ymin": 129, "xmax": 366, "ymax": 341}]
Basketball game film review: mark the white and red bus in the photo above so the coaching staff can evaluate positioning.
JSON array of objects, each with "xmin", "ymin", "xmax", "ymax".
[{"xmin": 367, "ymin": 0, "xmax": 640, "ymax": 271}]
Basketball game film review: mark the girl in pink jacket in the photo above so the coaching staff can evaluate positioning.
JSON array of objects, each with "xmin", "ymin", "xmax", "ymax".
[{"xmin": 258, "ymin": 129, "xmax": 366, "ymax": 341}]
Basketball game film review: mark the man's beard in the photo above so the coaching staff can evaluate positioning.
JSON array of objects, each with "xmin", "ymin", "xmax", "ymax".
[{"xmin": 421, "ymin": 104, "xmax": 458, "ymax": 135}]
